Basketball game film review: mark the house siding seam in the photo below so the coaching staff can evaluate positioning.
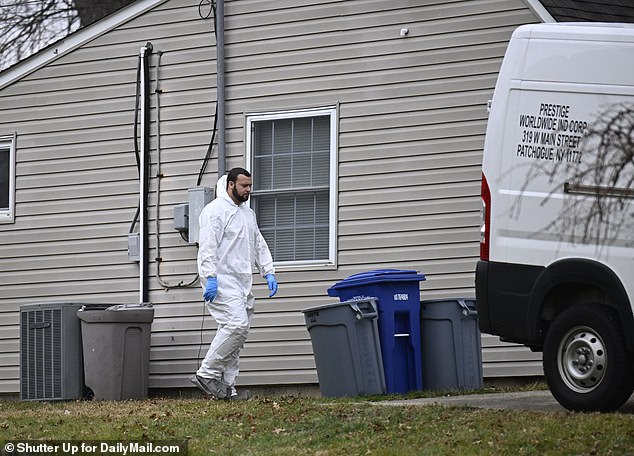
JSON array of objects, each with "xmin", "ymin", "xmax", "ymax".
[{"xmin": 0, "ymin": 0, "xmax": 540, "ymax": 393}]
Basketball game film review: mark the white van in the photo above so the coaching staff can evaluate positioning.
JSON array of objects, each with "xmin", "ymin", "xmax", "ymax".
[{"xmin": 476, "ymin": 23, "xmax": 634, "ymax": 412}]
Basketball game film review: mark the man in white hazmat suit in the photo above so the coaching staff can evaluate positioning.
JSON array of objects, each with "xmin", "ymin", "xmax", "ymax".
[{"xmin": 191, "ymin": 167, "xmax": 278, "ymax": 400}]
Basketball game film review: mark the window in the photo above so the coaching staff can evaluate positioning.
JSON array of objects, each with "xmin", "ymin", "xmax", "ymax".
[
  {"xmin": 246, "ymin": 108, "xmax": 337, "ymax": 266},
  {"xmin": 0, "ymin": 134, "xmax": 15, "ymax": 223}
]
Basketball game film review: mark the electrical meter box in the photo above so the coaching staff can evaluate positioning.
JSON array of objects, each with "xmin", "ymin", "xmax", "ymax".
[
  {"xmin": 187, "ymin": 186, "xmax": 213, "ymax": 244},
  {"xmin": 127, "ymin": 233, "xmax": 140, "ymax": 262}
]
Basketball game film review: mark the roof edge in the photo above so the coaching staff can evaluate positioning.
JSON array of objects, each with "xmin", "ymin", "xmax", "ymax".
[
  {"xmin": 0, "ymin": 0, "xmax": 167, "ymax": 90},
  {"xmin": 522, "ymin": 0, "xmax": 556, "ymax": 23}
]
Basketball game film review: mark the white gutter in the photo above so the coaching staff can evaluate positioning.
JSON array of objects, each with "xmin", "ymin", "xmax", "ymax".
[{"xmin": 523, "ymin": 0, "xmax": 556, "ymax": 23}]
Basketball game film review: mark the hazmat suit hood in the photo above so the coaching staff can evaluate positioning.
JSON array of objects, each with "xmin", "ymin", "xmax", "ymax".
[{"xmin": 216, "ymin": 174, "xmax": 228, "ymax": 200}]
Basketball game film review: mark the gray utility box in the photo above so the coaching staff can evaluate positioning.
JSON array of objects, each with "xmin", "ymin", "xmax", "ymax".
[
  {"xmin": 420, "ymin": 298, "xmax": 483, "ymax": 391},
  {"xmin": 77, "ymin": 304, "xmax": 154, "ymax": 400},
  {"xmin": 20, "ymin": 302, "xmax": 86, "ymax": 401},
  {"xmin": 303, "ymin": 298, "xmax": 386, "ymax": 398},
  {"xmin": 187, "ymin": 186, "xmax": 213, "ymax": 243}
]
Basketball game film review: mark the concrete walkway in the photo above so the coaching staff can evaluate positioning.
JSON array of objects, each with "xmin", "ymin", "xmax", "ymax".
[{"xmin": 379, "ymin": 390, "xmax": 634, "ymax": 413}]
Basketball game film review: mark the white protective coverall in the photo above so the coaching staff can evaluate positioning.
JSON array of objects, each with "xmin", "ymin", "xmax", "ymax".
[{"xmin": 196, "ymin": 175, "xmax": 274, "ymax": 392}]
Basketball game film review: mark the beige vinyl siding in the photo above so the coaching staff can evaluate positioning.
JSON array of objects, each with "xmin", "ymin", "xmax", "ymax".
[
  {"xmin": 482, "ymin": 335, "xmax": 544, "ymax": 377},
  {"xmin": 0, "ymin": 0, "xmax": 541, "ymax": 394}
]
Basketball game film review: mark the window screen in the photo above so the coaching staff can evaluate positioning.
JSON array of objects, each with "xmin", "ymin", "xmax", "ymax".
[{"xmin": 250, "ymin": 114, "xmax": 333, "ymax": 263}]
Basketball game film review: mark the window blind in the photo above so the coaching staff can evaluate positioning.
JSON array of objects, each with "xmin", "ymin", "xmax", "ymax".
[
  {"xmin": 0, "ymin": 147, "xmax": 9, "ymax": 210},
  {"xmin": 251, "ymin": 115, "xmax": 331, "ymax": 262}
]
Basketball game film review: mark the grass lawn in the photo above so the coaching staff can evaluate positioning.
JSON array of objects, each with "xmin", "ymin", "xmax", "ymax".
[{"xmin": 2, "ymin": 386, "xmax": 634, "ymax": 455}]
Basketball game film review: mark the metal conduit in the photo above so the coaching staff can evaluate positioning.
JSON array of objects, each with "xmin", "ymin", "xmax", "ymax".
[
  {"xmin": 139, "ymin": 42, "xmax": 152, "ymax": 304},
  {"xmin": 216, "ymin": 0, "xmax": 225, "ymax": 178}
]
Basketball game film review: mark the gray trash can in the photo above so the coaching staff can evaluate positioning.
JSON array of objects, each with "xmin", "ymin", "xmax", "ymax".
[
  {"xmin": 303, "ymin": 298, "xmax": 386, "ymax": 397},
  {"xmin": 420, "ymin": 298, "xmax": 483, "ymax": 391},
  {"xmin": 77, "ymin": 304, "xmax": 154, "ymax": 400}
]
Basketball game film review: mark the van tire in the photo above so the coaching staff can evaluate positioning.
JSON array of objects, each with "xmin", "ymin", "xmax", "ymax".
[{"xmin": 543, "ymin": 304, "xmax": 634, "ymax": 412}]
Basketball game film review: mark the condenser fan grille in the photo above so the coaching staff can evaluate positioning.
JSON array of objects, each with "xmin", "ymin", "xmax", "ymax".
[{"xmin": 20, "ymin": 309, "xmax": 64, "ymax": 399}]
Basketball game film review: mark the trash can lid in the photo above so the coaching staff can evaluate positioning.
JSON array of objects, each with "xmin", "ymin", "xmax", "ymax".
[
  {"xmin": 327, "ymin": 269, "xmax": 425, "ymax": 296},
  {"xmin": 302, "ymin": 297, "xmax": 378, "ymax": 314},
  {"xmin": 77, "ymin": 303, "xmax": 154, "ymax": 323}
]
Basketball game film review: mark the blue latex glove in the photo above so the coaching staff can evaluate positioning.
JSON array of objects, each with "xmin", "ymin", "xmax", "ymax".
[
  {"xmin": 265, "ymin": 274, "xmax": 278, "ymax": 297},
  {"xmin": 203, "ymin": 277, "xmax": 217, "ymax": 302}
]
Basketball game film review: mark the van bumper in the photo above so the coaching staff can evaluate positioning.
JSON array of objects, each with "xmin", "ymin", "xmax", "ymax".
[{"xmin": 476, "ymin": 260, "xmax": 544, "ymax": 345}]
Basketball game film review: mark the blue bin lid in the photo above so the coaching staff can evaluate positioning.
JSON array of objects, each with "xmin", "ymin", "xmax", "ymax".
[{"xmin": 327, "ymin": 269, "xmax": 425, "ymax": 296}]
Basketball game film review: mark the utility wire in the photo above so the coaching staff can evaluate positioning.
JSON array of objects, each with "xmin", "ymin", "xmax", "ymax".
[
  {"xmin": 153, "ymin": 50, "xmax": 198, "ymax": 290},
  {"xmin": 198, "ymin": 0, "xmax": 214, "ymax": 19},
  {"xmin": 129, "ymin": 52, "xmax": 142, "ymax": 234},
  {"xmin": 197, "ymin": 103, "xmax": 218, "ymax": 186},
  {"xmin": 196, "ymin": 0, "xmax": 218, "ymax": 186}
]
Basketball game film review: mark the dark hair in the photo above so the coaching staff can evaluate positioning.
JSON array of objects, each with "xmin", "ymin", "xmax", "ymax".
[{"xmin": 226, "ymin": 167, "xmax": 251, "ymax": 187}]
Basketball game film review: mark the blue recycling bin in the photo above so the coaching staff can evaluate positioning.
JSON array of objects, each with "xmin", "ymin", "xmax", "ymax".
[{"xmin": 327, "ymin": 269, "xmax": 426, "ymax": 394}]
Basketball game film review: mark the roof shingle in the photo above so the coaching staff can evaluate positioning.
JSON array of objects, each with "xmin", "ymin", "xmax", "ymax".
[{"xmin": 541, "ymin": 0, "xmax": 634, "ymax": 23}]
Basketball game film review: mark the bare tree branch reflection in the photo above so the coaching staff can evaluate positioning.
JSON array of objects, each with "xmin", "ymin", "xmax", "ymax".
[{"xmin": 541, "ymin": 103, "xmax": 634, "ymax": 248}]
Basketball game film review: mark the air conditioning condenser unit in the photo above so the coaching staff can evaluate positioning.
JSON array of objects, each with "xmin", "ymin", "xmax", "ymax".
[{"xmin": 20, "ymin": 302, "xmax": 85, "ymax": 401}]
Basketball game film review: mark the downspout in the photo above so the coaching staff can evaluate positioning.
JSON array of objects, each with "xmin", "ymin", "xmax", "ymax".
[
  {"xmin": 217, "ymin": 0, "xmax": 226, "ymax": 177},
  {"xmin": 139, "ymin": 42, "xmax": 153, "ymax": 304}
]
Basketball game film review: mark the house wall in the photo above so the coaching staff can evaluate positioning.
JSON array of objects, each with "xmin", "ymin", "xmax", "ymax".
[{"xmin": 0, "ymin": 0, "xmax": 541, "ymax": 394}]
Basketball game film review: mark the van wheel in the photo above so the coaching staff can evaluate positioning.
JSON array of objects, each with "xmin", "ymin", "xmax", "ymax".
[{"xmin": 543, "ymin": 304, "xmax": 634, "ymax": 412}]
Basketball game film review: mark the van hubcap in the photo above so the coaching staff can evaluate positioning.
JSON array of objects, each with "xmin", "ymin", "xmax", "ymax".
[{"xmin": 558, "ymin": 326, "xmax": 606, "ymax": 393}]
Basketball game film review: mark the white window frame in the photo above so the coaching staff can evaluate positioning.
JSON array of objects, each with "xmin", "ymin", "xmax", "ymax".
[
  {"xmin": 245, "ymin": 106, "xmax": 338, "ymax": 268},
  {"xmin": 0, "ymin": 133, "xmax": 16, "ymax": 224}
]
